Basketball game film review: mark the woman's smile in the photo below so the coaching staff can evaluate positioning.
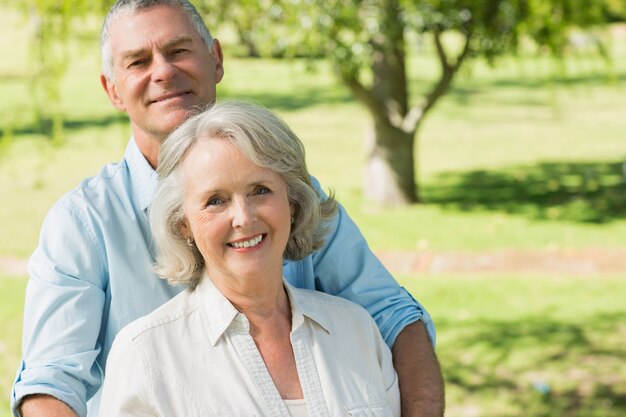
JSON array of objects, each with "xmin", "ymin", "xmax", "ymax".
[{"xmin": 228, "ymin": 234, "xmax": 266, "ymax": 249}]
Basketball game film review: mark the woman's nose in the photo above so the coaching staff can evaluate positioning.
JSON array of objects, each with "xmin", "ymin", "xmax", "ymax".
[{"xmin": 231, "ymin": 198, "xmax": 257, "ymax": 228}]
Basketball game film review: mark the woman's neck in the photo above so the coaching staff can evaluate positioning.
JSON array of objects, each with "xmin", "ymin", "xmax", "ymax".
[
  {"xmin": 210, "ymin": 273, "xmax": 303, "ymax": 399},
  {"xmin": 209, "ymin": 271, "xmax": 291, "ymax": 325},
  {"xmin": 233, "ymin": 283, "xmax": 303, "ymax": 401},
  {"xmin": 232, "ymin": 284, "xmax": 292, "ymax": 327}
]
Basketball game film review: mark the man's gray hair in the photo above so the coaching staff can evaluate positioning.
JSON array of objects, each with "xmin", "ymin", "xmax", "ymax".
[
  {"xmin": 150, "ymin": 100, "xmax": 338, "ymax": 289},
  {"xmin": 101, "ymin": 0, "xmax": 214, "ymax": 82}
]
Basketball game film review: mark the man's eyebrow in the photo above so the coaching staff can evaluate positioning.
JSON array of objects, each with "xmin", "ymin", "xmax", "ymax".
[
  {"xmin": 119, "ymin": 48, "xmax": 146, "ymax": 62},
  {"xmin": 162, "ymin": 35, "xmax": 194, "ymax": 50},
  {"xmin": 118, "ymin": 35, "xmax": 194, "ymax": 61}
]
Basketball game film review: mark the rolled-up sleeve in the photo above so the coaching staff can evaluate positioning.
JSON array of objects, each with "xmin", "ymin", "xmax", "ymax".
[
  {"xmin": 11, "ymin": 199, "xmax": 107, "ymax": 417},
  {"xmin": 310, "ymin": 178, "xmax": 435, "ymax": 348}
]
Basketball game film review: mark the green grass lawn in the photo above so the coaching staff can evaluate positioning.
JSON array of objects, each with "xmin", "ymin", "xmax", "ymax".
[
  {"xmin": 2, "ymin": 274, "xmax": 624, "ymax": 417},
  {"xmin": 0, "ymin": 277, "xmax": 26, "ymax": 416},
  {"xmin": 408, "ymin": 275, "xmax": 626, "ymax": 417}
]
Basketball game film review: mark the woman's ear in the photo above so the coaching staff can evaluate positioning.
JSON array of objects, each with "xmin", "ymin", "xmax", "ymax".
[
  {"xmin": 290, "ymin": 204, "xmax": 296, "ymax": 225},
  {"xmin": 179, "ymin": 219, "xmax": 191, "ymax": 240}
]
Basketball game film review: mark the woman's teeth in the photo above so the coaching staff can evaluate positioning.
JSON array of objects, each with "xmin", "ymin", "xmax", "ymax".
[{"xmin": 230, "ymin": 235, "xmax": 263, "ymax": 248}]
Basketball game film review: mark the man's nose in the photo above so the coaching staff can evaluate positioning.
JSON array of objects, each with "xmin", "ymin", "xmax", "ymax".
[{"xmin": 151, "ymin": 55, "xmax": 177, "ymax": 83}]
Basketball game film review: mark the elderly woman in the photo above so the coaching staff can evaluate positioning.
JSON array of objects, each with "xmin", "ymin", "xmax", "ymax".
[{"xmin": 99, "ymin": 101, "xmax": 400, "ymax": 417}]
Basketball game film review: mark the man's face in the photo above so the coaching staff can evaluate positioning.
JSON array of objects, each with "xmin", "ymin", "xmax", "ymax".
[{"xmin": 102, "ymin": 5, "xmax": 224, "ymax": 145}]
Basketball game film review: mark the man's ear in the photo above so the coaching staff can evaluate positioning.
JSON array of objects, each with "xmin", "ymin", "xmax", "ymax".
[
  {"xmin": 100, "ymin": 74, "xmax": 127, "ymax": 112},
  {"xmin": 211, "ymin": 39, "xmax": 225, "ymax": 84}
]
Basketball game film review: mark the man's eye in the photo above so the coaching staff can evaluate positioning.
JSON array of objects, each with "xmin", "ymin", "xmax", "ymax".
[
  {"xmin": 128, "ymin": 59, "xmax": 146, "ymax": 67},
  {"xmin": 173, "ymin": 48, "xmax": 188, "ymax": 54}
]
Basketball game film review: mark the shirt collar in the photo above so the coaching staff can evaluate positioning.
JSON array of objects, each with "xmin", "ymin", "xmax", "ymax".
[
  {"xmin": 195, "ymin": 275, "xmax": 242, "ymax": 346},
  {"xmin": 195, "ymin": 277, "xmax": 332, "ymax": 346},
  {"xmin": 284, "ymin": 282, "xmax": 332, "ymax": 335},
  {"xmin": 124, "ymin": 137, "xmax": 158, "ymax": 211}
]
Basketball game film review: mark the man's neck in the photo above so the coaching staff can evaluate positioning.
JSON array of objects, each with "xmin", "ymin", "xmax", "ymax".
[{"xmin": 133, "ymin": 131, "xmax": 163, "ymax": 169}]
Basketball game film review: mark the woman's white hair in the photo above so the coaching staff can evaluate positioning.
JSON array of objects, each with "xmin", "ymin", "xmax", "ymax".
[
  {"xmin": 150, "ymin": 100, "xmax": 338, "ymax": 289},
  {"xmin": 100, "ymin": 0, "xmax": 215, "ymax": 82}
]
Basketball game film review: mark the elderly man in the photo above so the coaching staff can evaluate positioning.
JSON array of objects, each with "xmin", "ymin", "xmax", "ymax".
[{"xmin": 12, "ymin": 1, "xmax": 444, "ymax": 416}]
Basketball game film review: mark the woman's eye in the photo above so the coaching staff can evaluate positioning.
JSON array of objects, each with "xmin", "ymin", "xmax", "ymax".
[
  {"xmin": 207, "ymin": 197, "xmax": 223, "ymax": 206},
  {"xmin": 256, "ymin": 187, "xmax": 271, "ymax": 195}
]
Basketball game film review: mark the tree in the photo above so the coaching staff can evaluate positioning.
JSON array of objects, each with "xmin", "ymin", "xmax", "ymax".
[{"xmin": 200, "ymin": 0, "xmax": 613, "ymax": 205}]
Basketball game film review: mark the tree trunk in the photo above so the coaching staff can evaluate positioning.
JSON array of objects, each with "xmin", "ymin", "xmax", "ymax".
[
  {"xmin": 363, "ymin": 120, "xmax": 417, "ymax": 205},
  {"xmin": 239, "ymin": 30, "xmax": 260, "ymax": 58},
  {"xmin": 364, "ymin": 0, "xmax": 417, "ymax": 205}
]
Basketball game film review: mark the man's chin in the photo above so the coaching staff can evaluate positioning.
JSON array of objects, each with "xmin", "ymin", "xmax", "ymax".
[
  {"xmin": 144, "ymin": 99, "xmax": 212, "ymax": 139},
  {"xmin": 158, "ymin": 110, "xmax": 196, "ymax": 133}
]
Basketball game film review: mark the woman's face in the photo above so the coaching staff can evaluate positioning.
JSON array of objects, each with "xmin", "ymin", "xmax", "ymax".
[{"xmin": 180, "ymin": 137, "xmax": 292, "ymax": 289}]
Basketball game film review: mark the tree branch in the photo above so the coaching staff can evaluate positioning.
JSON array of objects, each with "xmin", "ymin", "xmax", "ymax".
[
  {"xmin": 400, "ymin": 105, "xmax": 423, "ymax": 133},
  {"xmin": 422, "ymin": 29, "xmax": 473, "ymax": 117},
  {"xmin": 338, "ymin": 68, "xmax": 384, "ymax": 120}
]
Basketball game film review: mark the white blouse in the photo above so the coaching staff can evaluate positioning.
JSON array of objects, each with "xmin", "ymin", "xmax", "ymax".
[
  {"xmin": 285, "ymin": 399, "xmax": 309, "ymax": 417},
  {"xmin": 99, "ymin": 277, "xmax": 400, "ymax": 417}
]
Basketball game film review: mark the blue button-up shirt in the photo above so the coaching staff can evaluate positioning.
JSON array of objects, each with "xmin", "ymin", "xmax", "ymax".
[{"xmin": 12, "ymin": 138, "xmax": 434, "ymax": 417}]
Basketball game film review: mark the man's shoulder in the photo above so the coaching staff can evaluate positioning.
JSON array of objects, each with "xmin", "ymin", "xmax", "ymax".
[
  {"xmin": 60, "ymin": 158, "xmax": 130, "ymax": 208},
  {"xmin": 41, "ymin": 151, "xmax": 145, "ymax": 236}
]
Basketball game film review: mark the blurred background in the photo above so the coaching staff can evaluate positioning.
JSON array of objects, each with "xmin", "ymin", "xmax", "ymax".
[{"xmin": 1, "ymin": 1, "xmax": 626, "ymax": 416}]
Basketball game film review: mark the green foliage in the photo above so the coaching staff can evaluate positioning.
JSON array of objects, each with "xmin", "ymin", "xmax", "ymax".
[
  {"xmin": 604, "ymin": 0, "xmax": 626, "ymax": 21},
  {"xmin": 11, "ymin": 0, "xmax": 113, "ymax": 142},
  {"xmin": 202, "ymin": 0, "xmax": 615, "ymax": 80},
  {"xmin": 407, "ymin": 0, "xmax": 616, "ymax": 66}
]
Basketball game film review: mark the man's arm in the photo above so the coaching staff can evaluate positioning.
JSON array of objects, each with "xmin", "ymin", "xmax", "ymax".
[
  {"xmin": 20, "ymin": 395, "xmax": 78, "ymax": 417},
  {"xmin": 11, "ymin": 201, "xmax": 106, "ymax": 417},
  {"xmin": 393, "ymin": 321, "xmax": 445, "ymax": 417},
  {"xmin": 306, "ymin": 179, "xmax": 443, "ymax": 413},
  {"xmin": 309, "ymin": 179, "xmax": 435, "ymax": 344}
]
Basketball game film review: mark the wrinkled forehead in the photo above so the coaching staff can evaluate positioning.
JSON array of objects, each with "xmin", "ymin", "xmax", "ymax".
[{"xmin": 107, "ymin": 5, "xmax": 198, "ymax": 52}]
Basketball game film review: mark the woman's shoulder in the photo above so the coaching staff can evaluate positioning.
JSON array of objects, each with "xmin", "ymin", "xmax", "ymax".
[
  {"xmin": 115, "ymin": 288, "xmax": 198, "ymax": 344},
  {"xmin": 287, "ymin": 285, "xmax": 390, "ymax": 359},
  {"xmin": 287, "ymin": 285, "xmax": 373, "ymax": 324}
]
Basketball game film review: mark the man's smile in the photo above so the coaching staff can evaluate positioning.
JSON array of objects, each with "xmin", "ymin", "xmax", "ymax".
[{"xmin": 149, "ymin": 90, "xmax": 192, "ymax": 104}]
